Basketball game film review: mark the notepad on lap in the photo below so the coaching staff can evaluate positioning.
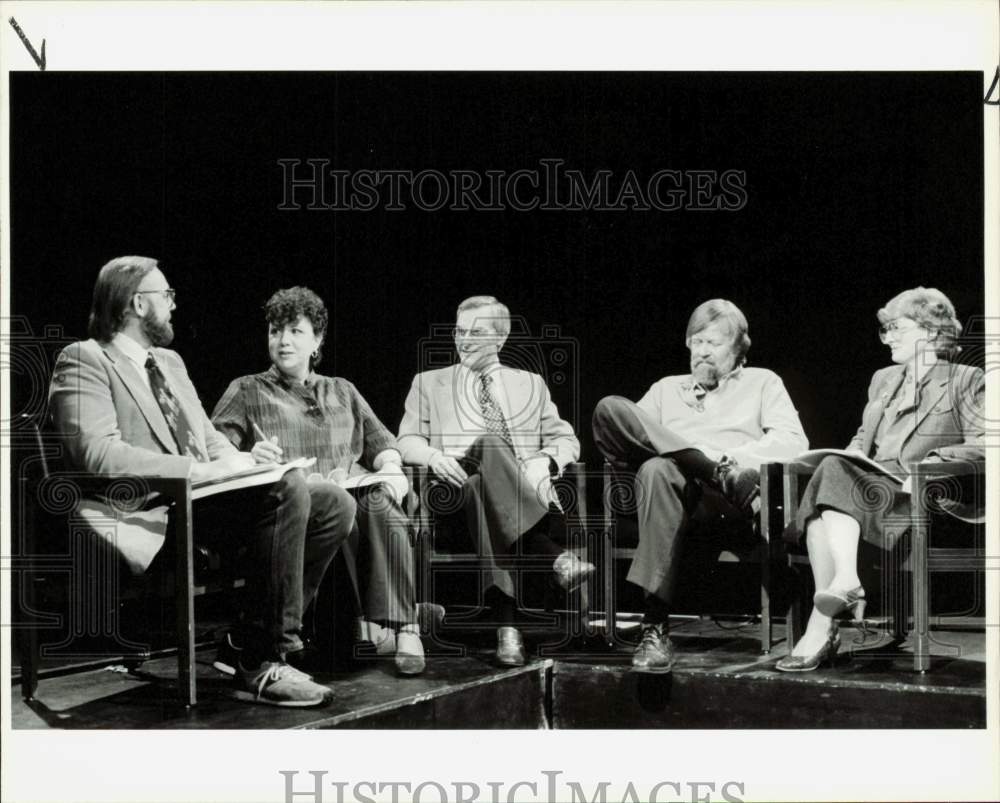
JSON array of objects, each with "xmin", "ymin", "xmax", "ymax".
[
  {"xmin": 791, "ymin": 449, "xmax": 903, "ymax": 484},
  {"xmin": 191, "ymin": 457, "xmax": 317, "ymax": 500}
]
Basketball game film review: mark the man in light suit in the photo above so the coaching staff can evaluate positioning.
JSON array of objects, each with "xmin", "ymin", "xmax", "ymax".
[
  {"xmin": 48, "ymin": 256, "xmax": 355, "ymax": 707},
  {"xmin": 397, "ymin": 295, "xmax": 592, "ymax": 665}
]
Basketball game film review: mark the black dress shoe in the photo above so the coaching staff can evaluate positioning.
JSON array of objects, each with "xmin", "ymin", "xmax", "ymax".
[
  {"xmin": 496, "ymin": 626, "xmax": 526, "ymax": 666},
  {"xmin": 631, "ymin": 623, "xmax": 675, "ymax": 672},
  {"xmin": 714, "ymin": 457, "xmax": 760, "ymax": 512}
]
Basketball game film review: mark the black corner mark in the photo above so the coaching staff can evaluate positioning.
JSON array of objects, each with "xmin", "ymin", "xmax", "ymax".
[{"xmin": 8, "ymin": 17, "xmax": 46, "ymax": 71}]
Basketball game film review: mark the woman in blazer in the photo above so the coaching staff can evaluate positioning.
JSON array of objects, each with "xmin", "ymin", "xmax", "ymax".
[{"xmin": 777, "ymin": 287, "xmax": 984, "ymax": 672}]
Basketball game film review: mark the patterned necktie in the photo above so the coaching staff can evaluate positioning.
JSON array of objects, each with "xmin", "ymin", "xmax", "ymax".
[
  {"xmin": 145, "ymin": 354, "xmax": 206, "ymax": 461},
  {"xmin": 478, "ymin": 373, "xmax": 513, "ymax": 446}
]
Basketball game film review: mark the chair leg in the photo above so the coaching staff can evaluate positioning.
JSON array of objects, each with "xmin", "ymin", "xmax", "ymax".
[
  {"xmin": 175, "ymin": 492, "xmax": 197, "ymax": 707},
  {"xmin": 786, "ymin": 600, "xmax": 801, "ymax": 649},
  {"xmin": 911, "ymin": 473, "xmax": 931, "ymax": 672},
  {"xmin": 602, "ymin": 529, "xmax": 616, "ymax": 645},
  {"xmin": 17, "ymin": 590, "xmax": 40, "ymax": 701},
  {"xmin": 892, "ymin": 570, "xmax": 909, "ymax": 644},
  {"xmin": 18, "ymin": 474, "xmax": 40, "ymax": 701},
  {"xmin": 785, "ymin": 564, "xmax": 806, "ymax": 649},
  {"xmin": 760, "ymin": 554, "xmax": 771, "ymax": 655}
]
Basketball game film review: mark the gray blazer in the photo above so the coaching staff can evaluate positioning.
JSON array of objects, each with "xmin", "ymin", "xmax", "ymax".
[
  {"xmin": 47, "ymin": 339, "xmax": 236, "ymax": 572},
  {"xmin": 846, "ymin": 361, "xmax": 984, "ymax": 467},
  {"xmin": 397, "ymin": 364, "xmax": 580, "ymax": 470}
]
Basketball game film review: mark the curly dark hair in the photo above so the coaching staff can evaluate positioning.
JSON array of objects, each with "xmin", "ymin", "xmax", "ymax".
[{"xmin": 264, "ymin": 286, "xmax": 329, "ymax": 368}]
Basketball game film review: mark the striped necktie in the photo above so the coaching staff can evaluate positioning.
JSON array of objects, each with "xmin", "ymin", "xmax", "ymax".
[
  {"xmin": 145, "ymin": 354, "xmax": 206, "ymax": 461},
  {"xmin": 478, "ymin": 373, "xmax": 513, "ymax": 447}
]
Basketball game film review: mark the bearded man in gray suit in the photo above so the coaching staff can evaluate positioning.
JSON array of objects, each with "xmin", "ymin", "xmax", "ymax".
[{"xmin": 48, "ymin": 256, "xmax": 355, "ymax": 708}]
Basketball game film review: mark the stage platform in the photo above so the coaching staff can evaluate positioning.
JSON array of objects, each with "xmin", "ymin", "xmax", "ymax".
[{"xmin": 11, "ymin": 618, "xmax": 986, "ymax": 730}]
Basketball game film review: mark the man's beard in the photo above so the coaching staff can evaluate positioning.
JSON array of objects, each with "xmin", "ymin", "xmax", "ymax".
[
  {"xmin": 691, "ymin": 361, "xmax": 721, "ymax": 388},
  {"xmin": 141, "ymin": 310, "xmax": 174, "ymax": 347}
]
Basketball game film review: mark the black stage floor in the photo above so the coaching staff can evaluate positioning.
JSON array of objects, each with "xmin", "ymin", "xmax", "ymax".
[{"xmin": 11, "ymin": 618, "xmax": 986, "ymax": 729}]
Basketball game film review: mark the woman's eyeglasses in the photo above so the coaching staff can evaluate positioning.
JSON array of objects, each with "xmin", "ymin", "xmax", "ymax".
[{"xmin": 878, "ymin": 319, "xmax": 922, "ymax": 343}]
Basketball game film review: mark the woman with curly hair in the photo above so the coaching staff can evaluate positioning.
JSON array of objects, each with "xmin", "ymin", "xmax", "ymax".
[
  {"xmin": 777, "ymin": 287, "xmax": 984, "ymax": 672},
  {"xmin": 213, "ymin": 286, "xmax": 433, "ymax": 676}
]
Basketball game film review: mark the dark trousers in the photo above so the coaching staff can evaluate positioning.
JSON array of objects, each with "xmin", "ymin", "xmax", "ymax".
[
  {"xmin": 593, "ymin": 396, "xmax": 750, "ymax": 606},
  {"xmin": 192, "ymin": 469, "xmax": 355, "ymax": 660},
  {"xmin": 339, "ymin": 488, "xmax": 417, "ymax": 626},
  {"xmin": 427, "ymin": 435, "xmax": 552, "ymax": 599}
]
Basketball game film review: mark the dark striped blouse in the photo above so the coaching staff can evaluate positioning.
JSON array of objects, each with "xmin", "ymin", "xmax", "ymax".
[{"xmin": 211, "ymin": 366, "xmax": 398, "ymax": 476}]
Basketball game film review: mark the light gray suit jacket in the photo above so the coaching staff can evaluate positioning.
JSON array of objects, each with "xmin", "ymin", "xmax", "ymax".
[
  {"xmin": 397, "ymin": 364, "xmax": 580, "ymax": 471},
  {"xmin": 48, "ymin": 339, "xmax": 236, "ymax": 572},
  {"xmin": 847, "ymin": 361, "xmax": 984, "ymax": 466}
]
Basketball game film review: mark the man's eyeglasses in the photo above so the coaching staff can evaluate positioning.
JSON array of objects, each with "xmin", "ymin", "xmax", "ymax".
[
  {"xmin": 878, "ymin": 319, "xmax": 922, "ymax": 343},
  {"xmin": 453, "ymin": 326, "xmax": 495, "ymax": 338},
  {"xmin": 135, "ymin": 288, "xmax": 176, "ymax": 305}
]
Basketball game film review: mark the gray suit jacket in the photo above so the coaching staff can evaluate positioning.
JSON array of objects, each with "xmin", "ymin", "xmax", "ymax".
[
  {"xmin": 846, "ymin": 361, "xmax": 984, "ymax": 466},
  {"xmin": 397, "ymin": 364, "xmax": 580, "ymax": 470},
  {"xmin": 48, "ymin": 339, "xmax": 236, "ymax": 572}
]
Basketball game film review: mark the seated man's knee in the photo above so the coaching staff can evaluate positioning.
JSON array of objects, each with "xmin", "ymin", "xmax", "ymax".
[
  {"xmin": 636, "ymin": 456, "xmax": 684, "ymax": 487},
  {"xmin": 593, "ymin": 395, "xmax": 631, "ymax": 425}
]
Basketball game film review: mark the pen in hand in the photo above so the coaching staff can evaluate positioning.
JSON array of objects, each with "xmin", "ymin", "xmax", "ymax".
[{"xmin": 250, "ymin": 421, "xmax": 284, "ymax": 464}]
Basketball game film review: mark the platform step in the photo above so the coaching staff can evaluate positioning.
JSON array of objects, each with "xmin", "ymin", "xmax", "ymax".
[
  {"xmin": 551, "ymin": 634, "xmax": 986, "ymax": 729},
  {"xmin": 12, "ymin": 651, "xmax": 551, "ymax": 730}
]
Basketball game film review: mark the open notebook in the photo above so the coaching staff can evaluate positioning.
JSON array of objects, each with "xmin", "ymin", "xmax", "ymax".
[
  {"xmin": 191, "ymin": 457, "xmax": 317, "ymax": 500},
  {"xmin": 791, "ymin": 449, "xmax": 903, "ymax": 485}
]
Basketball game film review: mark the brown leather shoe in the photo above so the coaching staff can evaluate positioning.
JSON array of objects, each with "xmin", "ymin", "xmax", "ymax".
[
  {"xmin": 496, "ymin": 626, "xmax": 526, "ymax": 666},
  {"xmin": 631, "ymin": 623, "xmax": 675, "ymax": 672},
  {"xmin": 553, "ymin": 550, "xmax": 596, "ymax": 591}
]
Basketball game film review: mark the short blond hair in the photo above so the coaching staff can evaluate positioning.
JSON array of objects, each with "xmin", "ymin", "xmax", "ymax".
[
  {"xmin": 685, "ymin": 299, "xmax": 751, "ymax": 365},
  {"xmin": 878, "ymin": 287, "xmax": 962, "ymax": 359}
]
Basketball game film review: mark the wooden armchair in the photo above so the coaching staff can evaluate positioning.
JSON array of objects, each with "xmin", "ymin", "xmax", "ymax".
[{"xmin": 14, "ymin": 415, "xmax": 243, "ymax": 707}]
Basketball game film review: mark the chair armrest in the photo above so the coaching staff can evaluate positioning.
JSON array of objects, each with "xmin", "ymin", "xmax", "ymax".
[
  {"xmin": 35, "ymin": 471, "xmax": 191, "ymax": 511},
  {"xmin": 780, "ymin": 461, "xmax": 818, "ymax": 479},
  {"xmin": 910, "ymin": 459, "xmax": 983, "ymax": 478},
  {"xmin": 552, "ymin": 461, "xmax": 587, "ymax": 520}
]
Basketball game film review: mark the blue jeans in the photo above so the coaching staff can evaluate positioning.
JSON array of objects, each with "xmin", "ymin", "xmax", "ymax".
[{"xmin": 194, "ymin": 469, "xmax": 356, "ymax": 660}]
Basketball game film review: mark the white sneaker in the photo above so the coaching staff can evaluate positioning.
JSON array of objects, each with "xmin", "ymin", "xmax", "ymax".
[{"xmin": 232, "ymin": 660, "xmax": 334, "ymax": 708}]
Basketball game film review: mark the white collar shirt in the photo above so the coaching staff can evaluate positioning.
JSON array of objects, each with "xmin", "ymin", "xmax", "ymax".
[{"xmin": 111, "ymin": 332, "xmax": 153, "ymax": 391}]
